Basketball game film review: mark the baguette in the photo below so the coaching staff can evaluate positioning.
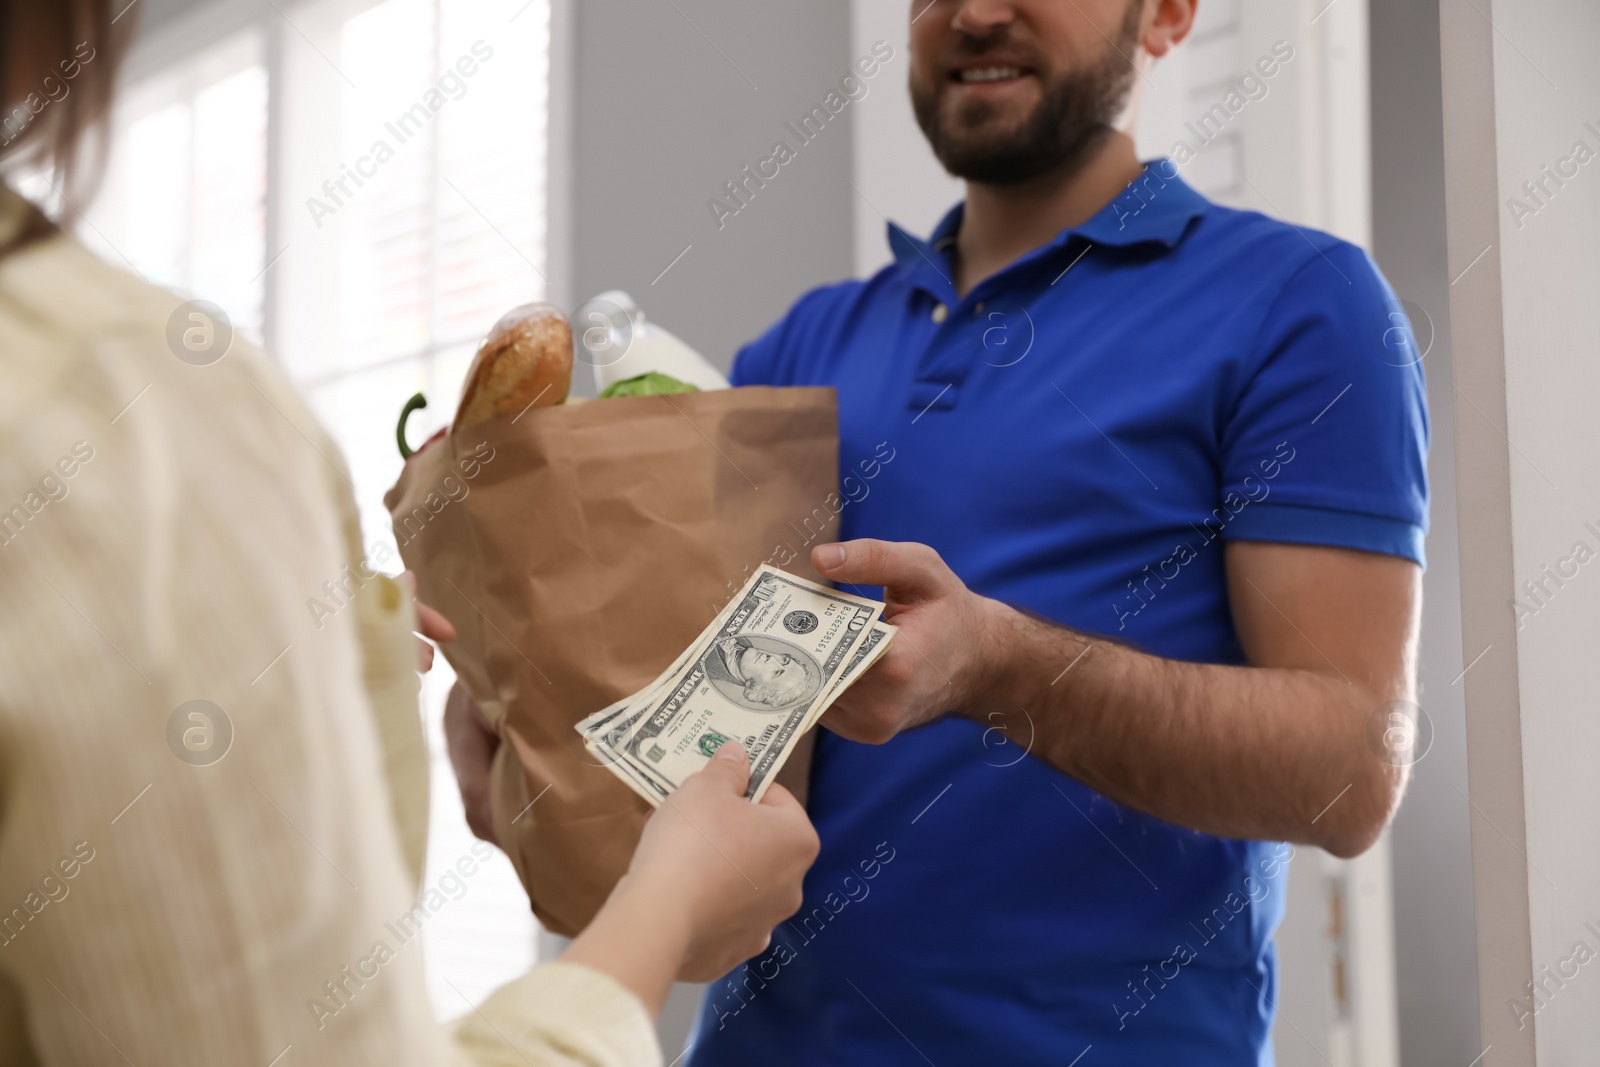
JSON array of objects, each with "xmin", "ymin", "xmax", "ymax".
[{"xmin": 455, "ymin": 303, "xmax": 573, "ymax": 429}]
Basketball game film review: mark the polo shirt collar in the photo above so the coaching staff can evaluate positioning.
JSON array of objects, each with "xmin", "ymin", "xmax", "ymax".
[{"xmin": 888, "ymin": 159, "xmax": 1209, "ymax": 277}]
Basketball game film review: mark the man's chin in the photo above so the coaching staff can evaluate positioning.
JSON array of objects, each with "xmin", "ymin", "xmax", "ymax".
[
  {"xmin": 931, "ymin": 135, "xmax": 1049, "ymax": 184},
  {"xmin": 940, "ymin": 92, "xmax": 1038, "ymax": 133}
]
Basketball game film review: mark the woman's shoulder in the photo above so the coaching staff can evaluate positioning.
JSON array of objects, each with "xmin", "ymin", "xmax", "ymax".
[
  {"xmin": 0, "ymin": 234, "xmax": 354, "ymax": 538},
  {"xmin": 0, "ymin": 236, "xmax": 194, "ymax": 429}
]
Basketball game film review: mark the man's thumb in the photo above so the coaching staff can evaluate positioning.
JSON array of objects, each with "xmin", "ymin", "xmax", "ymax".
[{"xmin": 812, "ymin": 539, "xmax": 947, "ymax": 601}]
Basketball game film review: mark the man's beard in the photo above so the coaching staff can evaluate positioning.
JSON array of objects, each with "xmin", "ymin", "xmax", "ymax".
[{"xmin": 911, "ymin": 5, "xmax": 1142, "ymax": 186}]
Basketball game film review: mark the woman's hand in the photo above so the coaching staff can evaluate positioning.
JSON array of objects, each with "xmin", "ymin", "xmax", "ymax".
[
  {"xmin": 400, "ymin": 571, "xmax": 457, "ymax": 671},
  {"xmin": 629, "ymin": 743, "xmax": 819, "ymax": 981},
  {"xmin": 443, "ymin": 682, "xmax": 500, "ymax": 846},
  {"xmin": 563, "ymin": 744, "xmax": 819, "ymax": 1016}
]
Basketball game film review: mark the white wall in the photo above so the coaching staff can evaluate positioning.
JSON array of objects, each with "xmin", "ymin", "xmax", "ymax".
[
  {"xmin": 1130, "ymin": 0, "xmax": 1371, "ymax": 246},
  {"xmin": 1440, "ymin": 0, "xmax": 1600, "ymax": 1062},
  {"xmin": 848, "ymin": 2, "xmax": 962, "ymax": 275}
]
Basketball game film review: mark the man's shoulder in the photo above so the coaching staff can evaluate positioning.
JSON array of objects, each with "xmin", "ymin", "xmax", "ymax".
[
  {"xmin": 782, "ymin": 266, "xmax": 901, "ymax": 327},
  {"xmin": 732, "ymin": 269, "xmax": 900, "ymax": 387},
  {"xmin": 1187, "ymin": 200, "xmax": 1380, "ymax": 292}
]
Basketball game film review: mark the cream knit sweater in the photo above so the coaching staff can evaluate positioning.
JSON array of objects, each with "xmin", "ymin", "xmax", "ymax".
[{"xmin": 0, "ymin": 196, "xmax": 659, "ymax": 1067}]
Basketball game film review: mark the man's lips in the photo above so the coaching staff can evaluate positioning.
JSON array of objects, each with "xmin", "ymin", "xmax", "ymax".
[
  {"xmin": 950, "ymin": 64, "xmax": 1031, "ymax": 85},
  {"xmin": 944, "ymin": 63, "xmax": 1038, "ymax": 100}
]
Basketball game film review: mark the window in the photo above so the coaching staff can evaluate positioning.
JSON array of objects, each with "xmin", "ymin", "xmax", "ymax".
[
  {"xmin": 302, "ymin": 0, "xmax": 550, "ymax": 552},
  {"xmin": 82, "ymin": 30, "xmax": 268, "ymax": 339},
  {"xmin": 80, "ymin": 0, "xmax": 550, "ymax": 1019}
]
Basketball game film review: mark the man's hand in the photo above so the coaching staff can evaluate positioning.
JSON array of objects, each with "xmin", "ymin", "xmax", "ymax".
[
  {"xmin": 812, "ymin": 537, "xmax": 1419, "ymax": 858},
  {"xmin": 444, "ymin": 682, "xmax": 500, "ymax": 846},
  {"xmin": 810, "ymin": 539, "xmax": 1003, "ymax": 744}
]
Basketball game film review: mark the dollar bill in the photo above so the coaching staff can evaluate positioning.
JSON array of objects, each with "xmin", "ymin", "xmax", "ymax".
[
  {"xmin": 617, "ymin": 571, "xmax": 880, "ymax": 800},
  {"xmin": 585, "ymin": 617, "xmax": 897, "ymax": 806},
  {"xmin": 801, "ymin": 618, "xmax": 896, "ymax": 733},
  {"xmin": 577, "ymin": 565, "xmax": 890, "ymax": 804}
]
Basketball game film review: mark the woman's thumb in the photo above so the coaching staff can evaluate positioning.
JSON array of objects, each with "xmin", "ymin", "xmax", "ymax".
[{"xmin": 706, "ymin": 739, "xmax": 751, "ymax": 791}]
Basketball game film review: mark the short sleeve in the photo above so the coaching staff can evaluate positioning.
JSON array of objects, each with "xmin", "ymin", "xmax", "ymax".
[
  {"xmin": 728, "ymin": 282, "xmax": 857, "ymax": 388},
  {"xmin": 728, "ymin": 315, "xmax": 785, "ymax": 387},
  {"xmin": 1220, "ymin": 241, "xmax": 1430, "ymax": 566}
]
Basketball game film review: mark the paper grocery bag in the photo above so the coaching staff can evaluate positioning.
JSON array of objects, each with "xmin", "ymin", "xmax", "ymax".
[{"xmin": 384, "ymin": 387, "xmax": 839, "ymax": 936}]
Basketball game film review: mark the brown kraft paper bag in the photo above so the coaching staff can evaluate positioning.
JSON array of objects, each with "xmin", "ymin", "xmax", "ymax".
[{"xmin": 384, "ymin": 386, "xmax": 840, "ymax": 936}]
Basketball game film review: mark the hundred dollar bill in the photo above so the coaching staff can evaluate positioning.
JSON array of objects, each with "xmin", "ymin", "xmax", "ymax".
[{"xmin": 586, "ymin": 565, "xmax": 884, "ymax": 803}]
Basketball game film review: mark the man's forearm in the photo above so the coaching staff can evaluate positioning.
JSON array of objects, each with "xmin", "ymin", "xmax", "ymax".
[{"xmin": 971, "ymin": 602, "xmax": 1407, "ymax": 857}]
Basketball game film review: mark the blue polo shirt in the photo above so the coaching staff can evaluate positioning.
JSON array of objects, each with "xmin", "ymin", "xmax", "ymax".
[{"xmin": 687, "ymin": 162, "xmax": 1428, "ymax": 1066}]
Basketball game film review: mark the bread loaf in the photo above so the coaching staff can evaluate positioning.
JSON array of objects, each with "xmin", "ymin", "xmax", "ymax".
[{"xmin": 455, "ymin": 303, "xmax": 573, "ymax": 429}]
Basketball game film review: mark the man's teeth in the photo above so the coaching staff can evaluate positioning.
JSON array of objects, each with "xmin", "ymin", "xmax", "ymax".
[{"xmin": 960, "ymin": 67, "xmax": 1022, "ymax": 83}]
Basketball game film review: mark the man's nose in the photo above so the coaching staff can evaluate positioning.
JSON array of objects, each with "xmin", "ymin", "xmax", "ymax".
[{"xmin": 948, "ymin": 0, "xmax": 1019, "ymax": 38}]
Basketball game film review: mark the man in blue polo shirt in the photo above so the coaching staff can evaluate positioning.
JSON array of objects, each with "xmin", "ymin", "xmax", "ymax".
[{"xmin": 687, "ymin": 0, "xmax": 1427, "ymax": 1064}]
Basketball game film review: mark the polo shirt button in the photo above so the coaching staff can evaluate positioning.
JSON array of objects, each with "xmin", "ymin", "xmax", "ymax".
[
  {"xmin": 931, "ymin": 303, "xmax": 948, "ymax": 324},
  {"xmin": 974, "ymin": 302, "xmax": 986, "ymax": 316}
]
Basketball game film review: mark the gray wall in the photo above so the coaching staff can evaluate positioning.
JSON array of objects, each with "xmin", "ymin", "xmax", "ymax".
[
  {"xmin": 131, "ymin": 0, "xmax": 210, "ymax": 35},
  {"xmin": 1369, "ymin": 1, "xmax": 1482, "ymax": 1063},
  {"xmin": 566, "ymin": 0, "xmax": 856, "ymax": 376},
  {"xmin": 562, "ymin": 1, "xmax": 857, "ymax": 1052}
]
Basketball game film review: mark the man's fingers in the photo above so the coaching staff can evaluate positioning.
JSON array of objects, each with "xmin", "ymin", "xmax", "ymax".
[
  {"xmin": 444, "ymin": 684, "xmax": 500, "ymax": 845},
  {"xmin": 816, "ymin": 686, "xmax": 899, "ymax": 745},
  {"xmin": 817, "ymin": 712, "xmax": 885, "ymax": 746},
  {"xmin": 812, "ymin": 539, "xmax": 949, "ymax": 602}
]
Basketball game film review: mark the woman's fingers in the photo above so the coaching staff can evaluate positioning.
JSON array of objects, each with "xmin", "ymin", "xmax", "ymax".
[{"xmin": 413, "ymin": 596, "xmax": 458, "ymax": 643}]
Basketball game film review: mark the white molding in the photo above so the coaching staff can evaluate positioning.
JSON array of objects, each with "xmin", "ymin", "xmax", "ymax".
[
  {"xmin": 1440, "ymin": 0, "xmax": 1600, "ymax": 1061},
  {"xmin": 847, "ymin": 2, "xmax": 960, "ymax": 276},
  {"xmin": 261, "ymin": 10, "xmax": 287, "ymax": 357},
  {"xmin": 544, "ymin": 0, "xmax": 575, "ymax": 316}
]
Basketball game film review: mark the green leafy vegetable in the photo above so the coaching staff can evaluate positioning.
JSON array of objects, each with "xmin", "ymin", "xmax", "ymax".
[{"xmin": 598, "ymin": 372, "xmax": 700, "ymax": 400}]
